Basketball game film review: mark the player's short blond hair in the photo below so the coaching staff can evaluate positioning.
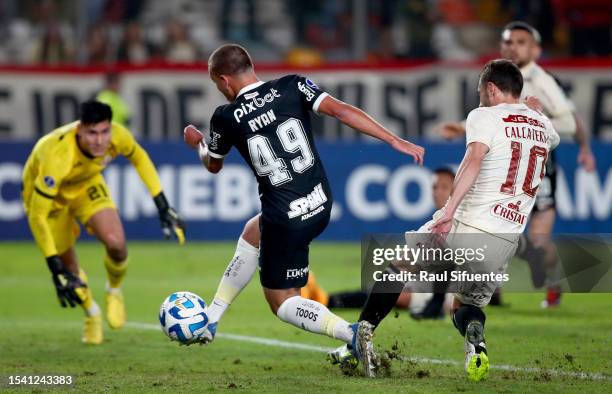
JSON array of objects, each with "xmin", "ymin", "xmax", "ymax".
[{"xmin": 208, "ymin": 44, "xmax": 253, "ymax": 77}]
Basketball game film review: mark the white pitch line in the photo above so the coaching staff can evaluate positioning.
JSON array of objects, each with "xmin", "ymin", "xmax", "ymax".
[
  {"xmin": 126, "ymin": 321, "xmax": 331, "ymax": 353},
  {"xmin": 126, "ymin": 321, "xmax": 611, "ymax": 382}
]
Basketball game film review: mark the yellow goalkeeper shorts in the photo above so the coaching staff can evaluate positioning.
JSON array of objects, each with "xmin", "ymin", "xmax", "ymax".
[{"xmin": 36, "ymin": 174, "xmax": 116, "ymax": 255}]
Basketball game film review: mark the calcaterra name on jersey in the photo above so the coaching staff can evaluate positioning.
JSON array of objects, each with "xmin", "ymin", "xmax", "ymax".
[
  {"xmin": 503, "ymin": 114, "xmax": 549, "ymax": 144},
  {"xmin": 287, "ymin": 183, "xmax": 328, "ymax": 220},
  {"xmin": 248, "ymin": 110, "xmax": 277, "ymax": 132},
  {"xmin": 233, "ymin": 88, "xmax": 281, "ymax": 123}
]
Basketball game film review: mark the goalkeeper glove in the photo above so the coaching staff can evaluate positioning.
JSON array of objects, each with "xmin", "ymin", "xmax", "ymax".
[
  {"xmin": 46, "ymin": 255, "xmax": 85, "ymax": 308},
  {"xmin": 153, "ymin": 191, "xmax": 186, "ymax": 245}
]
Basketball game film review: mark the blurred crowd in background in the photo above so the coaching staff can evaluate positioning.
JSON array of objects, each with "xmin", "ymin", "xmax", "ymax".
[{"xmin": 0, "ymin": 0, "xmax": 609, "ymax": 67}]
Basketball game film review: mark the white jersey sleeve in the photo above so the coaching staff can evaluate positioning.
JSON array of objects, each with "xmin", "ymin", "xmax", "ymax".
[
  {"xmin": 465, "ymin": 108, "xmax": 497, "ymax": 149},
  {"xmin": 542, "ymin": 115, "xmax": 560, "ymax": 150},
  {"xmin": 521, "ymin": 63, "xmax": 576, "ymax": 136}
]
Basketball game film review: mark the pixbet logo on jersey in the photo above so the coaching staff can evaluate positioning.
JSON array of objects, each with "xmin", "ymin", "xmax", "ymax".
[{"xmin": 233, "ymin": 88, "xmax": 281, "ymax": 123}]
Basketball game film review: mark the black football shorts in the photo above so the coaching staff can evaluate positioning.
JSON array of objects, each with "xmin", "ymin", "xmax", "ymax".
[{"xmin": 258, "ymin": 211, "xmax": 330, "ymax": 289}]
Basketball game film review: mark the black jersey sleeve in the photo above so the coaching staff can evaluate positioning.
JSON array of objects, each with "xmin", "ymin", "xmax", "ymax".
[
  {"xmin": 293, "ymin": 75, "xmax": 329, "ymax": 114},
  {"xmin": 208, "ymin": 107, "xmax": 233, "ymax": 158}
]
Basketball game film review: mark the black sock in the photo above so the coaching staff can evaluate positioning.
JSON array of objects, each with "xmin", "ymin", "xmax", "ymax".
[
  {"xmin": 420, "ymin": 266, "xmax": 451, "ymax": 318},
  {"xmin": 452, "ymin": 304, "xmax": 486, "ymax": 337},
  {"xmin": 327, "ymin": 291, "xmax": 368, "ymax": 308},
  {"xmin": 358, "ymin": 264, "xmax": 405, "ymax": 329},
  {"xmin": 517, "ymin": 234, "xmax": 546, "ymax": 288},
  {"xmin": 421, "ymin": 292, "xmax": 445, "ymax": 317},
  {"xmin": 489, "ymin": 288, "xmax": 503, "ymax": 306}
]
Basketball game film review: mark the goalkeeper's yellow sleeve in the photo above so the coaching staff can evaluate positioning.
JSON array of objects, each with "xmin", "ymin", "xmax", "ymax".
[
  {"xmin": 27, "ymin": 189, "xmax": 58, "ymax": 257},
  {"xmin": 112, "ymin": 123, "xmax": 162, "ymax": 197},
  {"xmin": 24, "ymin": 139, "xmax": 71, "ymax": 258},
  {"xmin": 127, "ymin": 142, "xmax": 163, "ymax": 196}
]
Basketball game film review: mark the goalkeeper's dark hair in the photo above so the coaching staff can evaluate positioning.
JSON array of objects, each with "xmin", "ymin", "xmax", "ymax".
[
  {"xmin": 80, "ymin": 100, "xmax": 113, "ymax": 125},
  {"xmin": 479, "ymin": 59, "xmax": 523, "ymax": 98},
  {"xmin": 208, "ymin": 44, "xmax": 253, "ymax": 77}
]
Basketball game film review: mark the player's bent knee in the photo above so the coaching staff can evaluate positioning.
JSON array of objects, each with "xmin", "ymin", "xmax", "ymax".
[
  {"xmin": 107, "ymin": 246, "xmax": 127, "ymax": 263},
  {"xmin": 264, "ymin": 288, "xmax": 300, "ymax": 314},
  {"xmin": 241, "ymin": 215, "xmax": 261, "ymax": 247},
  {"xmin": 103, "ymin": 234, "xmax": 127, "ymax": 262},
  {"xmin": 266, "ymin": 295, "xmax": 285, "ymax": 315}
]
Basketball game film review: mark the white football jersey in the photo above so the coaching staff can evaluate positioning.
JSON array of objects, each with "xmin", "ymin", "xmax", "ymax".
[
  {"xmin": 454, "ymin": 103, "xmax": 560, "ymax": 235},
  {"xmin": 520, "ymin": 61, "xmax": 576, "ymax": 136}
]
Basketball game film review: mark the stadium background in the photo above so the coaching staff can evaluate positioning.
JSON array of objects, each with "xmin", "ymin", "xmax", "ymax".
[
  {"xmin": 0, "ymin": 0, "xmax": 610, "ymax": 241},
  {"xmin": 1, "ymin": 1, "xmax": 611, "ymax": 391}
]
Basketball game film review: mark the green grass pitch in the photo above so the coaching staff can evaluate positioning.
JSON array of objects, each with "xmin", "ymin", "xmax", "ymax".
[{"xmin": 1, "ymin": 241, "xmax": 611, "ymax": 392}]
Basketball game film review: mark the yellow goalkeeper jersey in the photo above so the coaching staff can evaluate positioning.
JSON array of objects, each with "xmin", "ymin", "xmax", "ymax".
[{"xmin": 22, "ymin": 121, "xmax": 162, "ymax": 256}]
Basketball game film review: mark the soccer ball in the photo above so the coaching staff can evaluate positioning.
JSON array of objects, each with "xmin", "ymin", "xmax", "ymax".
[{"xmin": 159, "ymin": 291, "xmax": 209, "ymax": 345}]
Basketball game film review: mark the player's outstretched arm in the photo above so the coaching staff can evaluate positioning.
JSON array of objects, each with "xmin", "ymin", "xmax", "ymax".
[
  {"xmin": 27, "ymin": 193, "xmax": 86, "ymax": 307},
  {"xmin": 121, "ymin": 131, "xmax": 186, "ymax": 244},
  {"xmin": 46, "ymin": 255, "xmax": 86, "ymax": 308},
  {"xmin": 153, "ymin": 192, "xmax": 186, "ymax": 244},
  {"xmin": 27, "ymin": 191, "xmax": 60, "ymax": 259},
  {"xmin": 184, "ymin": 125, "xmax": 224, "ymax": 174},
  {"xmin": 317, "ymin": 96, "xmax": 425, "ymax": 165},
  {"xmin": 573, "ymin": 113, "xmax": 596, "ymax": 172},
  {"xmin": 438, "ymin": 122, "xmax": 466, "ymax": 140},
  {"xmin": 430, "ymin": 142, "xmax": 488, "ymax": 236}
]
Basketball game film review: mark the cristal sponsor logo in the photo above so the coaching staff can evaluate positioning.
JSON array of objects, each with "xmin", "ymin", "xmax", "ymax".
[
  {"xmin": 286, "ymin": 266, "xmax": 309, "ymax": 279},
  {"xmin": 234, "ymin": 88, "xmax": 281, "ymax": 123},
  {"xmin": 287, "ymin": 183, "xmax": 327, "ymax": 219},
  {"xmin": 297, "ymin": 81, "xmax": 315, "ymax": 102},
  {"xmin": 491, "ymin": 200, "xmax": 526, "ymax": 225}
]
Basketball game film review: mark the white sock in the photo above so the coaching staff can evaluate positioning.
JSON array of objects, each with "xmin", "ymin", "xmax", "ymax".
[
  {"xmin": 105, "ymin": 283, "xmax": 122, "ymax": 294},
  {"xmin": 86, "ymin": 301, "xmax": 101, "ymax": 317},
  {"xmin": 276, "ymin": 296, "xmax": 354, "ymax": 344},
  {"xmin": 207, "ymin": 237, "xmax": 259, "ymax": 323}
]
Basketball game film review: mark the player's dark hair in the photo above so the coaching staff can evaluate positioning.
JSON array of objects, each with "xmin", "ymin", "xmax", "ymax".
[
  {"xmin": 479, "ymin": 59, "xmax": 523, "ymax": 98},
  {"xmin": 208, "ymin": 44, "xmax": 253, "ymax": 77},
  {"xmin": 502, "ymin": 21, "xmax": 541, "ymax": 44},
  {"xmin": 433, "ymin": 167, "xmax": 455, "ymax": 179},
  {"xmin": 80, "ymin": 100, "xmax": 113, "ymax": 124}
]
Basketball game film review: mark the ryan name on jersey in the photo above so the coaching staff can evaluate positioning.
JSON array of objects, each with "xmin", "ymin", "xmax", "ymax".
[{"xmin": 247, "ymin": 109, "xmax": 277, "ymax": 132}]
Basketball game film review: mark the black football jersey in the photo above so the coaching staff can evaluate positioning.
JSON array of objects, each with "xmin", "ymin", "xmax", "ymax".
[{"xmin": 208, "ymin": 75, "xmax": 333, "ymax": 226}]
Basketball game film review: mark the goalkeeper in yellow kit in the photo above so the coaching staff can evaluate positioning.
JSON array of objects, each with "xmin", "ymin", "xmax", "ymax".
[{"xmin": 22, "ymin": 100, "xmax": 185, "ymax": 345}]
